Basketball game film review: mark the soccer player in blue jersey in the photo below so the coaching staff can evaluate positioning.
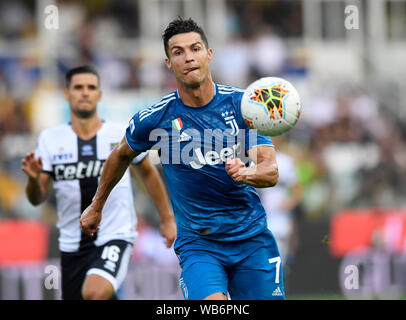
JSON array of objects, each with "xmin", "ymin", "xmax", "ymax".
[{"xmin": 81, "ymin": 17, "xmax": 285, "ymax": 300}]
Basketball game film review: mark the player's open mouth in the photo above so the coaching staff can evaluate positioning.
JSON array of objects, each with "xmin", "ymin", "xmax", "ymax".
[{"xmin": 184, "ymin": 67, "xmax": 198, "ymax": 75}]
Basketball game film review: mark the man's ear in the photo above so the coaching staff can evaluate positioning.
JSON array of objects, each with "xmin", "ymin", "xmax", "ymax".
[
  {"xmin": 165, "ymin": 58, "xmax": 172, "ymax": 71},
  {"xmin": 63, "ymin": 88, "xmax": 69, "ymax": 100},
  {"xmin": 207, "ymin": 48, "xmax": 213, "ymax": 62},
  {"xmin": 97, "ymin": 90, "xmax": 102, "ymax": 102}
]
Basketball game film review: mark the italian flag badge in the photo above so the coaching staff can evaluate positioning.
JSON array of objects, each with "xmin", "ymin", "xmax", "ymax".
[{"xmin": 172, "ymin": 118, "xmax": 183, "ymax": 131}]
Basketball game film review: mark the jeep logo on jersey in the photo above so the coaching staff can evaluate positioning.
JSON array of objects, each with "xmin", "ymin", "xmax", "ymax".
[
  {"xmin": 190, "ymin": 143, "xmax": 243, "ymax": 169},
  {"xmin": 148, "ymin": 128, "xmax": 257, "ymax": 168},
  {"xmin": 53, "ymin": 160, "xmax": 105, "ymax": 181}
]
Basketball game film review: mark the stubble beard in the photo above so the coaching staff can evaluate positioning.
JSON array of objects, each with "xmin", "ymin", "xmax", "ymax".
[
  {"xmin": 182, "ymin": 73, "xmax": 206, "ymax": 90},
  {"xmin": 183, "ymin": 80, "xmax": 201, "ymax": 90},
  {"xmin": 72, "ymin": 107, "xmax": 97, "ymax": 119}
]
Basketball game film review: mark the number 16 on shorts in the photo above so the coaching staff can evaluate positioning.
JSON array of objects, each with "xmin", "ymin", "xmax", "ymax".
[{"xmin": 101, "ymin": 245, "xmax": 121, "ymax": 272}]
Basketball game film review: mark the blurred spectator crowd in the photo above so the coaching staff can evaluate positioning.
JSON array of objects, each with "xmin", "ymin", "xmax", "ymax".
[{"xmin": 0, "ymin": 0, "xmax": 406, "ymax": 260}]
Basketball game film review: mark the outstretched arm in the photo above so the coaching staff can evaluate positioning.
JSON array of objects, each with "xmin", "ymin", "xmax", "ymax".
[
  {"xmin": 21, "ymin": 151, "xmax": 52, "ymax": 205},
  {"xmin": 80, "ymin": 136, "xmax": 140, "ymax": 236},
  {"xmin": 133, "ymin": 158, "xmax": 177, "ymax": 248},
  {"xmin": 225, "ymin": 145, "xmax": 278, "ymax": 188}
]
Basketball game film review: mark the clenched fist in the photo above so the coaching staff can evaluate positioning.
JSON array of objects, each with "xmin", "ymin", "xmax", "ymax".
[
  {"xmin": 80, "ymin": 205, "xmax": 102, "ymax": 237},
  {"xmin": 225, "ymin": 157, "xmax": 249, "ymax": 184}
]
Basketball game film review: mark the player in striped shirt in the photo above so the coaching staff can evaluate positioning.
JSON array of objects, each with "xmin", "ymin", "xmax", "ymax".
[{"xmin": 22, "ymin": 66, "xmax": 176, "ymax": 299}]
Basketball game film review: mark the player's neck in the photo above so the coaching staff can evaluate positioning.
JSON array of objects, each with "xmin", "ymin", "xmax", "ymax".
[
  {"xmin": 177, "ymin": 77, "xmax": 215, "ymax": 107},
  {"xmin": 70, "ymin": 115, "xmax": 103, "ymax": 140}
]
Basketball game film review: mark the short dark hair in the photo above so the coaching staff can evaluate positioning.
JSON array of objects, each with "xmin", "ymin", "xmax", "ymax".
[
  {"xmin": 162, "ymin": 17, "xmax": 209, "ymax": 57},
  {"xmin": 65, "ymin": 65, "xmax": 100, "ymax": 88}
]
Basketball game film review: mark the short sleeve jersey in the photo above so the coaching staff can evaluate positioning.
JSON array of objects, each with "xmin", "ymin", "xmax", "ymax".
[
  {"xmin": 126, "ymin": 84, "xmax": 273, "ymax": 246},
  {"xmin": 36, "ymin": 122, "xmax": 147, "ymax": 252}
]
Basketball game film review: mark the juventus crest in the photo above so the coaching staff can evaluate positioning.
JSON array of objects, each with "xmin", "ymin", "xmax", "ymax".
[{"xmin": 221, "ymin": 111, "xmax": 239, "ymax": 136}]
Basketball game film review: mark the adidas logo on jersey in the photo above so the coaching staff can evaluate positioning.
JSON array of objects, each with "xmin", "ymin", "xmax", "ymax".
[
  {"xmin": 272, "ymin": 286, "xmax": 283, "ymax": 297},
  {"xmin": 177, "ymin": 131, "xmax": 192, "ymax": 143},
  {"xmin": 53, "ymin": 160, "xmax": 105, "ymax": 181}
]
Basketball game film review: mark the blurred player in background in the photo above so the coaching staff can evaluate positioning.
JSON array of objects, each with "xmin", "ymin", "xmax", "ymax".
[
  {"xmin": 21, "ymin": 65, "xmax": 176, "ymax": 300},
  {"xmin": 81, "ymin": 17, "xmax": 285, "ymax": 300},
  {"xmin": 256, "ymin": 136, "xmax": 302, "ymax": 290}
]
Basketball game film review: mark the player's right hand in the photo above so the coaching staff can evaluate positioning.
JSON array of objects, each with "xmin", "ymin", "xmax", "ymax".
[
  {"xmin": 21, "ymin": 151, "xmax": 43, "ymax": 179},
  {"xmin": 80, "ymin": 205, "xmax": 102, "ymax": 237}
]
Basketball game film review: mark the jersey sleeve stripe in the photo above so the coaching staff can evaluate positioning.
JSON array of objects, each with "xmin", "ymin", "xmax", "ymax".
[
  {"xmin": 217, "ymin": 85, "xmax": 244, "ymax": 94},
  {"xmin": 139, "ymin": 94, "xmax": 175, "ymax": 115},
  {"xmin": 139, "ymin": 93, "xmax": 176, "ymax": 117},
  {"xmin": 139, "ymin": 96, "xmax": 176, "ymax": 121},
  {"xmin": 218, "ymin": 89, "xmax": 244, "ymax": 94},
  {"xmin": 217, "ymin": 86, "xmax": 234, "ymax": 90},
  {"xmin": 218, "ymin": 85, "xmax": 244, "ymax": 91},
  {"xmin": 249, "ymin": 143, "xmax": 275, "ymax": 149}
]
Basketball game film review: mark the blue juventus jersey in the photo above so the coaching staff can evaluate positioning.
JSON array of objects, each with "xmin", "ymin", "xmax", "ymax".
[{"xmin": 126, "ymin": 83, "xmax": 273, "ymax": 245}]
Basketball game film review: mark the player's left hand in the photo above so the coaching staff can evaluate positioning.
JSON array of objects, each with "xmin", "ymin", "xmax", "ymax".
[
  {"xmin": 225, "ymin": 158, "xmax": 248, "ymax": 183},
  {"xmin": 160, "ymin": 218, "xmax": 177, "ymax": 248}
]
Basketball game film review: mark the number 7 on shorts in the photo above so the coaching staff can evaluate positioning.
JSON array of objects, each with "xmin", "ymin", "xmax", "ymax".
[{"xmin": 268, "ymin": 257, "xmax": 281, "ymax": 284}]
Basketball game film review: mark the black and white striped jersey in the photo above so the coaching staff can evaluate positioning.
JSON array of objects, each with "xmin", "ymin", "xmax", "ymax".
[{"xmin": 36, "ymin": 122, "xmax": 147, "ymax": 253}]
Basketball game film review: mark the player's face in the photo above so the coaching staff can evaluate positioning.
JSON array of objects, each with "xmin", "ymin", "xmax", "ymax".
[
  {"xmin": 64, "ymin": 73, "xmax": 101, "ymax": 119},
  {"xmin": 165, "ymin": 32, "xmax": 213, "ymax": 89}
]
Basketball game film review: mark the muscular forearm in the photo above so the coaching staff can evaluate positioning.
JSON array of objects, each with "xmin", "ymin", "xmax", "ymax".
[
  {"xmin": 92, "ymin": 147, "xmax": 133, "ymax": 211},
  {"xmin": 239, "ymin": 161, "xmax": 279, "ymax": 188},
  {"xmin": 26, "ymin": 177, "xmax": 47, "ymax": 206}
]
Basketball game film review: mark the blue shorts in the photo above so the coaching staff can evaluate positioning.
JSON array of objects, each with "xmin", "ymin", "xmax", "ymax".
[{"xmin": 175, "ymin": 229, "xmax": 285, "ymax": 300}]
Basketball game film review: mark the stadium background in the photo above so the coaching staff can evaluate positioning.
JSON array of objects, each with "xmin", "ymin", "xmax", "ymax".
[{"xmin": 0, "ymin": 0, "xmax": 405, "ymax": 300}]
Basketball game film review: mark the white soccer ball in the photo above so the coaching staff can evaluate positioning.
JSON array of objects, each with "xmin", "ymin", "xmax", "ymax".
[{"xmin": 241, "ymin": 77, "xmax": 301, "ymax": 136}]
